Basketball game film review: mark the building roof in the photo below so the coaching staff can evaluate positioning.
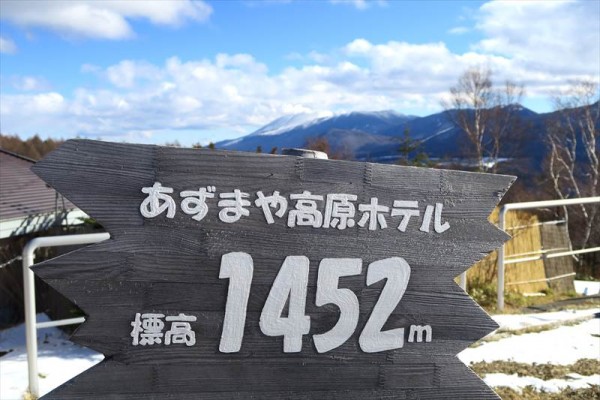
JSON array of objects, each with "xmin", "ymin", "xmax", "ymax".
[{"xmin": 0, "ymin": 148, "xmax": 76, "ymax": 222}]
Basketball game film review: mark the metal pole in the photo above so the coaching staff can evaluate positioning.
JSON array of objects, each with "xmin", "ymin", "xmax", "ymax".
[
  {"xmin": 502, "ymin": 196, "xmax": 599, "ymax": 211},
  {"xmin": 37, "ymin": 317, "xmax": 86, "ymax": 329},
  {"xmin": 495, "ymin": 196, "xmax": 600, "ymax": 312},
  {"xmin": 502, "ymin": 246, "xmax": 600, "ymax": 265},
  {"xmin": 22, "ymin": 232, "xmax": 110, "ymax": 398},
  {"xmin": 22, "ymin": 243, "xmax": 39, "ymax": 398},
  {"xmin": 546, "ymin": 247, "xmax": 600, "ymax": 259},
  {"xmin": 497, "ymin": 206, "xmax": 507, "ymax": 311}
]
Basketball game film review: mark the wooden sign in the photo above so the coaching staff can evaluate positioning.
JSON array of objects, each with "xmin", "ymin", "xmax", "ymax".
[{"xmin": 32, "ymin": 139, "xmax": 514, "ymax": 399}]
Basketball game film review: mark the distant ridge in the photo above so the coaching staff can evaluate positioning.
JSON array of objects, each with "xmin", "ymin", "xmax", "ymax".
[
  {"xmin": 215, "ymin": 104, "xmax": 593, "ymax": 169},
  {"xmin": 217, "ymin": 110, "xmax": 415, "ymax": 155}
]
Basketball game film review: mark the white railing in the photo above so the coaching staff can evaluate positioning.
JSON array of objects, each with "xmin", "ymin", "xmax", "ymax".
[
  {"xmin": 497, "ymin": 197, "xmax": 600, "ymax": 311},
  {"xmin": 23, "ymin": 232, "xmax": 110, "ymax": 397}
]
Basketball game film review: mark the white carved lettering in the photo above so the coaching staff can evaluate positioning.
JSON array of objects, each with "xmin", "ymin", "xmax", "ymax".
[
  {"xmin": 140, "ymin": 182, "xmax": 176, "ymax": 219},
  {"xmin": 219, "ymin": 252, "xmax": 254, "ymax": 353},
  {"xmin": 323, "ymin": 194, "xmax": 357, "ymax": 230},
  {"xmin": 359, "ymin": 257, "xmax": 411, "ymax": 353},
  {"xmin": 180, "ymin": 186, "xmax": 216, "ymax": 221},
  {"xmin": 218, "ymin": 189, "xmax": 251, "ymax": 223},
  {"xmin": 287, "ymin": 191, "xmax": 324, "ymax": 228},
  {"xmin": 259, "ymin": 256, "xmax": 311, "ymax": 352},
  {"xmin": 313, "ymin": 258, "xmax": 362, "ymax": 353},
  {"xmin": 357, "ymin": 197, "xmax": 389, "ymax": 231},
  {"xmin": 391, "ymin": 200, "xmax": 420, "ymax": 232}
]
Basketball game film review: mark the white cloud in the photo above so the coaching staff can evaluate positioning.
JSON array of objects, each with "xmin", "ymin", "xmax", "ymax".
[
  {"xmin": 81, "ymin": 63, "xmax": 102, "ymax": 74},
  {"xmin": 474, "ymin": 0, "xmax": 599, "ymax": 78},
  {"xmin": 448, "ymin": 26, "xmax": 469, "ymax": 35},
  {"xmin": 243, "ymin": 0, "xmax": 293, "ymax": 7},
  {"xmin": 0, "ymin": 36, "xmax": 17, "ymax": 54},
  {"xmin": 329, "ymin": 0, "xmax": 387, "ymax": 10},
  {"xmin": 1, "ymin": 35, "xmax": 593, "ymax": 141},
  {"xmin": 10, "ymin": 76, "xmax": 50, "ymax": 91},
  {"xmin": 2, "ymin": 92, "xmax": 65, "ymax": 115},
  {"xmin": 0, "ymin": 0, "xmax": 212, "ymax": 40},
  {"xmin": 0, "ymin": 43, "xmax": 516, "ymax": 141},
  {"xmin": 284, "ymin": 51, "xmax": 331, "ymax": 64},
  {"xmin": 342, "ymin": 39, "xmax": 516, "ymax": 88},
  {"xmin": 105, "ymin": 60, "xmax": 163, "ymax": 88},
  {"xmin": 1, "ymin": 0, "xmax": 598, "ymax": 143}
]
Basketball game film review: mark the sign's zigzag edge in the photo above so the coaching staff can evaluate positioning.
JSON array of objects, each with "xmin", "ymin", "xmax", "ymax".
[
  {"xmin": 41, "ymin": 358, "xmax": 500, "ymax": 399},
  {"xmin": 30, "ymin": 139, "xmax": 508, "ymax": 399}
]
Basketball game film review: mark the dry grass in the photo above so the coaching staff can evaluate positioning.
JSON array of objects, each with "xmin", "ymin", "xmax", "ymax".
[
  {"xmin": 468, "ymin": 279, "xmax": 599, "ymax": 314},
  {"xmin": 22, "ymin": 391, "xmax": 36, "ymax": 400},
  {"xmin": 468, "ymin": 209, "xmax": 548, "ymax": 294},
  {"xmin": 475, "ymin": 359, "xmax": 600, "ymax": 399},
  {"xmin": 472, "ymin": 359, "xmax": 600, "ymax": 380},
  {"xmin": 495, "ymin": 385, "xmax": 600, "ymax": 399}
]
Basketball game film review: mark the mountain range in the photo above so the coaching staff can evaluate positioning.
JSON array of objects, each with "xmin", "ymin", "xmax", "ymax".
[{"xmin": 216, "ymin": 105, "xmax": 592, "ymax": 170}]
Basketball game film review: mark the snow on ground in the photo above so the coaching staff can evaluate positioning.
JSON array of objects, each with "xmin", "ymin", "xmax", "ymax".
[
  {"xmin": 459, "ymin": 317, "xmax": 599, "ymax": 365},
  {"xmin": 483, "ymin": 373, "xmax": 600, "ymax": 393},
  {"xmin": 460, "ymin": 308, "xmax": 600, "ymax": 393},
  {"xmin": 574, "ymin": 280, "xmax": 600, "ymax": 296},
  {"xmin": 0, "ymin": 314, "xmax": 103, "ymax": 400},
  {"xmin": 0, "ymin": 309, "xmax": 598, "ymax": 398},
  {"xmin": 492, "ymin": 308, "xmax": 599, "ymax": 332}
]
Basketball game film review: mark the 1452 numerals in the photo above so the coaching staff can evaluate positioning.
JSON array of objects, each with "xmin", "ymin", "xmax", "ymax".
[{"xmin": 219, "ymin": 253, "xmax": 420, "ymax": 354}]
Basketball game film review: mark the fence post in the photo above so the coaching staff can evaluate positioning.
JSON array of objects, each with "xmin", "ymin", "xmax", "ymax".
[
  {"xmin": 497, "ymin": 206, "xmax": 507, "ymax": 312},
  {"xmin": 22, "ymin": 243, "xmax": 39, "ymax": 398},
  {"xmin": 22, "ymin": 232, "xmax": 110, "ymax": 398},
  {"xmin": 496, "ymin": 197, "xmax": 600, "ymax": 312}
]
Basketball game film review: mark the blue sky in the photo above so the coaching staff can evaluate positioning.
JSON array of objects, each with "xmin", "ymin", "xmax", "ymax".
[{"xmin": 1, "ymin": 0, "xmax": 599, "ymax": 146}]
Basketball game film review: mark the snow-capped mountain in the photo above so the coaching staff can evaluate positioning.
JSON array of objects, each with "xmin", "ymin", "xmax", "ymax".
[
  {"xmin": 215, "ymin": 105, "xmax": 561, "ymax": 166},
  {"xmin": 247, "ymin": 112, "xmax": 333, "ymax": 137},
  {"xmin": 217, "ymin": 110, "xmax": 415, "ymax": 153}
]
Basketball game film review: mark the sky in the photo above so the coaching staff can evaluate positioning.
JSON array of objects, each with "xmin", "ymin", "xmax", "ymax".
[{"xmin": 0, "ymin": 0, "xmax": 599, "ymax": 146}]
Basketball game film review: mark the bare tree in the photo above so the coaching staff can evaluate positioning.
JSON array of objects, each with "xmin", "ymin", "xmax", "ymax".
[
  {"xmin": 547, "ymin": 80, "xmax": 599, "ymax": 251},
  {"xmin": 486, "ymin": 81, "xmax": 527, "ymax": 173},
  {"xmin": 444, "ymin": 66, "xmax": 525, "ymax": 172},
  {"xmin": 305, "ymin": 137, "xmax": 353, "ymax": 160}
]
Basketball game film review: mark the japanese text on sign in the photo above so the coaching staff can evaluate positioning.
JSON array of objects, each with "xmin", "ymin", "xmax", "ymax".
[
  {"xmin": 129, "ymin": 254, "xmax": 433, "ymax": 354},
  {"xmin": 131, "ymin": 313, "xmax": 197, "ymax": 346},
  {"xmin": 140, "ymin": 182, "xmax": 450, "ymax": 233}
]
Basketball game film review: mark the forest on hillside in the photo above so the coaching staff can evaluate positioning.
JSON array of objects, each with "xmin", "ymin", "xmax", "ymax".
[{"xmin": 0, "ymin": 134, "xmax": 63, "ymax": 160}]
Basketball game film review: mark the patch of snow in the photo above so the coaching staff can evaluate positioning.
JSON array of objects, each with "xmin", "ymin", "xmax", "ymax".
[
  {"xmin": 492, "ymin": 308, "xmax": 599, "ymax": 332},
  {"xmin": 483, "ymin": 372, "xmax": 600, "ymax": 392},
  {"xmin": 0, "ymin": 314, "xmax": 103, "ymax": 400},
  {"xmin": 436, "ymin": 157, "xmax": 511, "ymax": 169},
  {"xmin": 575, "ymin": 280, "xmax": 600, "ymax": 296},
  {"xmin": 357, "ymin": 110, "xmax": 409, "ymax": 120},
  {"xmin": 219, "ymin": 137, "xmax": 243, "ymax": 147},
  {"xmin": 420, "ymin": 125, "xmax": 453, "ymax": 142},
  {"xmin": 2, "ymin": 310, "xmax": 598, "ymax": 398},
  {"xmin": 459, "ymin": 318, "xmax": 600, "ymax": 365},
  {"xmin": 249, "ymin": 111, "xmax": 333, "ymax": 137}
]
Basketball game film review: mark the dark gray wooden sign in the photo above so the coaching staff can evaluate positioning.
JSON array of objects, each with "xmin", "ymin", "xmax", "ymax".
[{"xmin": 32, "ymin": 139, "xmax": 514, "ymax": 399}]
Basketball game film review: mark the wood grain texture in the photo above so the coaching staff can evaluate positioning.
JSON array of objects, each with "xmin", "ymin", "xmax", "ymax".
[{"xmin": 32, "ymin": 139, "xmax": 515, "ymax": 399}]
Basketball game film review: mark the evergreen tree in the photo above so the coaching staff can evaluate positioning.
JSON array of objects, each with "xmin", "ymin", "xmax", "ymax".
[{"xmin": 397, "ymin": 129, "xmax": 430, "ymax": 167}]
